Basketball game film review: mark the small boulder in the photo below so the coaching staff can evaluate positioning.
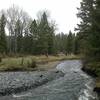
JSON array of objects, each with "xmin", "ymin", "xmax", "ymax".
[{"xmin": 40, "ymin": 75, "xmax": 43, "ymax": 78}]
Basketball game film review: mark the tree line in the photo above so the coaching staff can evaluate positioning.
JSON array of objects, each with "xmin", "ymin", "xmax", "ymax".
[
  {"xmin": 54, "ymin": 31, "xmax": 79, "ymax": 55},
  {"xmin": 0, "ymin": 0, "xmax": 100, "ymax": 78},
  {"xmin": 0, "ymin": 5, "xmax": 78, "ymax": 56},
  {"xmin": 1, "ymin": 0, "xmax": 99, "ymax": 58}
]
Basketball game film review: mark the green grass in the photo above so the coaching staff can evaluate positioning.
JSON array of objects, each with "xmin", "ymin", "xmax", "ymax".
[{"xmin": 0, "ymin": 55, "xmax": 80, "ymax": 71}]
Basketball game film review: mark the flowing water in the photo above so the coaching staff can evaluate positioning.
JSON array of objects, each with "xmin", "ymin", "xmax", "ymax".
[{"xmin": 0, "ymin": 60, "xmax": 98, "ymax": 100}]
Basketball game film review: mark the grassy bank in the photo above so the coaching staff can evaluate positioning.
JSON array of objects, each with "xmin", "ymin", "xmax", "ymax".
[{"xmin": 0, "ymin": 55, "xmax": 80, "ymax": 71}]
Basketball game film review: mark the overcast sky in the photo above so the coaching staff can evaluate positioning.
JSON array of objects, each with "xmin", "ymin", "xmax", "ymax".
[{"xmin": 0, "ymin": 0, "xmax": 81, "ymax": 33}]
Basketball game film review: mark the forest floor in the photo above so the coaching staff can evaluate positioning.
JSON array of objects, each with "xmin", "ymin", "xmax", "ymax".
[{"xmin": 0, "ymin": 54, "xmax": 80, "ymax": 72}]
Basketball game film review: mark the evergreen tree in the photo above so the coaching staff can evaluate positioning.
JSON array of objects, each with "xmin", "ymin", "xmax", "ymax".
[
  {"xmin": 76, "ymin": 0, "xmax": 94, "ymax": 55},
  {"xmin": 30, "ymin": 19, "xmax": 38, "ymax": 54},
  {"xmin": 88, "ymin": 0, "xmax": 100, "ymax": 57},
  {"xmin": 0, "ymin": 14, "xmax": 7, "ymax": 54},
  {"xmin": 54, "ymin": 34, "xmax": 61, "ymax": 53},
  {"xmin": 73, "ymin": 34, "xmax": 80, "ymax": 54},
  {"xmin": 47, "ymin": 25, "xmax": 55, "ymax": 54},
  {"xmin": 38, "ymin": 12, "xmax": 55, "ymax": 55},
  {"xmin": 15, "ymin": 19, "xmax": 23, "ymax": 53},
  {"xmin": 23, "ymin": 29, "xmax": 32, "ymax": 54},
  {"xmin": 66, "ymin": 31, "xmax": 74, "ymax": 55},
  {"xmin": 38, "ymin": 12, "xmax": 49, "ymax": 55}
]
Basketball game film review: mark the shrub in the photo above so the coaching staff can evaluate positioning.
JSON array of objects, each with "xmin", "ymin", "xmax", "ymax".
[
  {"xmin": 27, "ymin": 59, "xmax": 37, "ymax": 68},
  {"xmin": 0, "ymin": 57, "xmax": 2, "ymax": 63},
  {"xmin": 21, "ymin": 58, "xmax": 24, "ymax": 66}
]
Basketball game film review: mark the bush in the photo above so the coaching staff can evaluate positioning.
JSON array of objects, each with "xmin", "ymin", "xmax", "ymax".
[
  {"xmin": 0, "ymin": 57, "xmax": 2, "ymax": 62},
  {"xmin": 21, "ymin": 58, "xmax": 24, "ymax": 66},
  {"xmin": 27, "ymin": 59, "xmax": 37, "ymax": 68}
]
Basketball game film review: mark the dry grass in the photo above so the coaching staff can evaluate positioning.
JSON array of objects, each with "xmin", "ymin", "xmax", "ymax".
[
  {"xmin": 0, "ymin": 54, "xmax": 80, "ymax": 71},
  {"xmin": 95, "ymin": 78, "xmax": 100, "ymax": 88}
]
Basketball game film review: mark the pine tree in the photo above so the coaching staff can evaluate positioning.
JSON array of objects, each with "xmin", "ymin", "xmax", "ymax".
[
  {"xmin": 30, "ymin": 19, "xmax": 38, "ymax": 54},
  {"xmin": 88, "ymin": 0, "xmax": 100, "ymax": 57},
  {"xmin": 38, "ymin": 12, "xmax": 55, "ymax": 55},
  {"xmin": 0, "ymin": 14, "xmax": 7, "ymax": 54},
  {"xmin": 54, "ymin": 33, "xmax": 68, "ymax": 54},
  {"xmin": 66, "ymin": 31, "xmax": 74, "ymax": 55},
  {"xmin": 47, "ymin": 25, "xmax": 55, "ymax": 54},
  {"xmin": 15, "ymin": 19, "xmax": 23, "ymax": 53},
  {"xmin": 76, "ymin": 0, "xmax": 94, "ymax": 55},
  {"xmin": 38, "ymin": 12, "xmax": 49, "ymax": 55},
  {"xmin": 73, "ymin": 34, "xmax": 80, "ymax": 54},
  {"xmin": 23, "ymin": 29, "xmax": 32, "ymax": 54}
]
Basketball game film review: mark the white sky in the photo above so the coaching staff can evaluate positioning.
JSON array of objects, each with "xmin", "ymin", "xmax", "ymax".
[{"xmin": 0, "ymin": 0, "xmax": 81, "ymax": 33}]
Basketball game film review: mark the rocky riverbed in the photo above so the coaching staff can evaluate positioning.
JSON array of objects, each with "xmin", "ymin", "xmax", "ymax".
[{"xmin": 0, "ymin": 70, "xmax": 64, "ymax": 96}]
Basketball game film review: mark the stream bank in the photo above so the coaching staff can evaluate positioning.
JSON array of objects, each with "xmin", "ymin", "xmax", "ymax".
[{"xmin": 82, "ymin": 63, "xmax": 100, "ymax": 99}]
